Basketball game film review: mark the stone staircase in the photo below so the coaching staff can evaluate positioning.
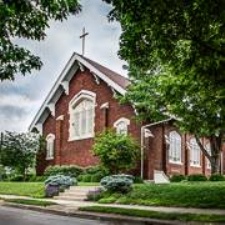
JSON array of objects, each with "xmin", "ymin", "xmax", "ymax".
[{"xmin": 54, "ymin": 186, "xmax": 99, "ymax": 201}]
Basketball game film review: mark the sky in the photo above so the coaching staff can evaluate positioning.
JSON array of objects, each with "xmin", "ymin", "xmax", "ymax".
[{"xmin": 0, "ymin": 0, "xmax": 127, "ymax": 133}]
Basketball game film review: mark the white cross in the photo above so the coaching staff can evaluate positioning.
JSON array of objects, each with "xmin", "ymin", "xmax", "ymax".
[{"xmin": 79, "ymin": 27, "xmax": 89, "ymax": 56}]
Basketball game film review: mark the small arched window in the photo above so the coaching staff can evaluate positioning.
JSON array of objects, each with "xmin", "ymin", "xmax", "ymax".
[
  {"xmin": 168, "ymin": 131, "xmax": 182, "ymax": 163},
  {"xmin": 46, "ymin": 134, "xmax": 55, "ymax": 160},
  {"xmin": 189, "ymin": 138, "xmax": 201, "ymax": 167},
  {"xmin": 114, "ymin": 118, "xmax": 130, "ymax": 136},
  {"xmin": 69, "ymin": 90, "xmax": 96, "ymax": 140}
]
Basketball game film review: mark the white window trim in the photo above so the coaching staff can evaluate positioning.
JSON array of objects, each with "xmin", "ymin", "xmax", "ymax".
[
  {"xmin": 46, "ymin": 133, "xmax": 55, "ymax": 160},
  {"xmin": 189, "ymin": 138, "xmax": 201, "ymax": 167},
  {"xmin": 168, "ymin": 131, "xmax": 182, "ymax": 165},
  {"xmin": 68, "ymin": 90, "xmax": 96, "ymax": 141},
  {"xmin": 113, "ymin": 117, "xmax": 130, "ymax": 135}
]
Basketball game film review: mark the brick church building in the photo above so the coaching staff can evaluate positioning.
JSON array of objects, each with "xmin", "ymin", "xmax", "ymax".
[{"xmin": 29, "ymin": 53, "xmax": 220, "ymax": 180}]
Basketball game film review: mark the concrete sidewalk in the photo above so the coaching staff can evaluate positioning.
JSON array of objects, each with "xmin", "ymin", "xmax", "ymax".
[{"xmin": 0, "ymin": 194, "xmax": 225, "ymax": 216}]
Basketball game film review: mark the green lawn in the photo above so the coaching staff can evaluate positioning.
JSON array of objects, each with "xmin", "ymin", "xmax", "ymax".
[
  {"xmin": 5, "ymin": 199, "xmax": 56, "ymax": 207},
  {"xmin": 0, "ymin": 182, "xmax": 45, "ymax": 198},
  {"xmin": 79, "ymin": 206, "xmax": 225, "ymax": 222},
  {"xmin": 99, "ymin": 182, "xmax": 225, "ymax": 208},
  {"xmin": 0, "ymin": 182, "xmax": 99, "ymax": 198}
]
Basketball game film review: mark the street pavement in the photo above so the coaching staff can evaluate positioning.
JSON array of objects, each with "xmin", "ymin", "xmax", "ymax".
[{"xmin": 0, "ymin": 206, "xmax": 107, "ymax": 225}]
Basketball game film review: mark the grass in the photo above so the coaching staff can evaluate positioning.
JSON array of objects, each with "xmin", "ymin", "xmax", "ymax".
[
  {"xmin": 98, "ymin": 182, "xmax": 225, "ymax": 208},
  {"xmin": 0, "ymin": 181, "xmax": 99, "ymax": 198},
  {"xmin": 0, "ymin": 182, "xmax": 45, "ymax": 198},
  {"xmin": 78, "ymin": 182, "xmax": 99, "ymax": 186},
  {"xmin": 5, "ymin": 198, "xmax": 56, "ymax": 207},
  {"xmin": 79, "ymin": 206, "xmax": 225, "ymax": 222}
]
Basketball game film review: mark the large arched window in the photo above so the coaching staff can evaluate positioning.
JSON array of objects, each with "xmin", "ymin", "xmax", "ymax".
[
  {"xmin": 168, "ymin": 131, "xmax": 182, "ymax": 163},
  {"xmin": 113, "ymin": 118, "xmax": 130, "ymax": 136},
  {"xmin": 189, "ymin": 138, "xmax": 201, "ymax": 167},
  {"xmin": 46, "ymin": 134, "xmax": 55, "ymax": 160},
  {"xmin": 69, "ymin": 90, "xmax": 96, "ymax": 140}
]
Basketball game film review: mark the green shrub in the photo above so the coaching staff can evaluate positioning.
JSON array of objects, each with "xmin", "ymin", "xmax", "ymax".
[
  {"xmin": 77, "ymin": 174, "xmax": 83, "ymax": 182},
  {"xmin": 82, "ymin": 174, "xmax": 92, "ymax": 182},
  {"xmin": 91, "ymin": 173, "xmax": 103, "ymax": 182},
  {"xmin": 187, "ymin": 174, "xmax": 207, "ymax": 181},
  {"xmin": 9, "ymin": 175, "xmax": 24, "ymax": 181},
  {"xmin": 84, "ymin": 165, "xmax": 109, "ymax": 176},
  {"xmin": 93, "ymin": 130, "xmax": 140, "ymax": 174},
  {"xmin": 45, "ymin": 175, "xmax": 77, "ymax": 187},
  {"xmin": 133, "ymin": 176, "xmax": 144, "ymax": 183},
  {"xmin": 209, "ymin": 174, "xmax": 225, "ymax": 181},
  {"xmin": 100, "ymin": 174, "xmax": 134, "ymax": 193},
  {"xmin": 170, "ymin": 174, "xmax": 186, "ymax": 182},
  {"xmin": 44, "ymin": 165, "xmax": 83, "ymax": 177}
]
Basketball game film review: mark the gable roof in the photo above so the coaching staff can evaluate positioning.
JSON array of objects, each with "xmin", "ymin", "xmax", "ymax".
[
  {"xmin": 81, "ymin": 55, "xmax": 130, "ymax": 89},
  {"xmin": 29, "ymin": 52, "xmax": 129, "ymax": 133}
]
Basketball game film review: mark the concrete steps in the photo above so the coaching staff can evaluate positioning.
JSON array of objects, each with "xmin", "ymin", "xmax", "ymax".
[{"xmin": 54, "ymin": 186, "xmax": 100, "ymax": 201}]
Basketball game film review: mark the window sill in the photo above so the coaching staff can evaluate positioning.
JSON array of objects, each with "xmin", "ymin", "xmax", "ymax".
[
  {"xmin": 68, "ymin": 134, "xmax": 94, "ymax": 141},
  {"xmin": 46, "ymin": 157, "xmax": 54, "ymax": 161},
  {"xmin": 190, "ymin": 164, "xmax": 201, "ymax": 168},
  {"xmin": 169, "ymin": 161, "xmax": 183, "ymax": 165}
]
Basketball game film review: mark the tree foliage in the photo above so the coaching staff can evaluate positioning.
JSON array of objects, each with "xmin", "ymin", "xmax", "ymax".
[
  {"xmin": 104, "ymin": 0, "xmax": 225, "ymax": 174},
  {"xmin": 0, "ymin": 131, "xmax": 41, "ymax": 179},
  {"xmin": 0, "ymin": 0, "xmax": 81, "ymax": 81},
  {"xmin": 92, "ymin": 130, "xmax": 139, "ymax": 174}
]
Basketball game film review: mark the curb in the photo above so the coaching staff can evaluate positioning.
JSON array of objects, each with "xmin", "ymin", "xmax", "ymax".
[{"xmin": 2, "ymin": 202, "xmax": 186, "ymax": 225}]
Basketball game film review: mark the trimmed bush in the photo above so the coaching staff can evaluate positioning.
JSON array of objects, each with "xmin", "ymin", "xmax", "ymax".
[
  {"xmin": 44, "ymin": 165, "xmax": 83, "ymax": 177},
  {"xmin": 77, "ymin": 174, "xmax": 83, "ymax": 182},
  {"xmin": 44, "ymin": 175, "xmax": 77, "ymax": 197},
  {"xmin": 133, "ymin": 176, "xmax": 144, "ymax": 184},
  {"xmin": 100, "ymin": 174, "xmax": 134, "ymax": 193},
  {"xmin": 45, "ymin": 175, "xmax": 76, "ymax": 187},
  {"xmin": 9, "ymin": 175, "xmax": 24, "ymax": 181},
  {"xmin": 91, "ymin": 173, "xmax": 103, "ymax": 182},
  {"xmin": 82, "ymin": 174, "xmax": 92, "ymax": 182},
  {"xmin": 209, "ymin": 174, "xmax": 225, "ymax": 181},
  {"xmin": 187, "ymin": 174, "xmax": 207, "ymax": 181},
  {"xmin": 170, "ymin": 174, "xmax": 186, "ymax": 182}
]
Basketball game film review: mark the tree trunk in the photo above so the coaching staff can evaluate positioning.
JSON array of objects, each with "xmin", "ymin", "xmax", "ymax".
[
  {"xmin": 210, "ymin": 154, "xmax": 221, "ymax": 174},
  {"xmin": 209, "ymin": 135, "xmax": 222, "ymax": 175},
  {"xmin": 195, "ymin": 134, "xmax": 223, "ymax": 175}
]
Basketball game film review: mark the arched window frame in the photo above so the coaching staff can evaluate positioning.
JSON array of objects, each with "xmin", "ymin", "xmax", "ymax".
[
  {"xmin": 113, "ymin": 117, "xmax": 130, "ymax": 136},
  {"xmin": 46, "ymin": 133, "xmax": 55, "ymax": 160},
  {"xmin": 69, "ymin": 90, "xmax": 96, "ymax": 141},
  {"xmin": 168, "ymin": 131, "xmax": 182, "ymax": 164},
  {"xmin": 189, "ymin": 138, "xmax": 201, "ymax": 167}
]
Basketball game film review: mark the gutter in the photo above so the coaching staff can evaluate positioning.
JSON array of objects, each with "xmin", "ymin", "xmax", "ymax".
[{"xmin": 140, "ymin": 118, "xmax": 173, "ymax": 179}]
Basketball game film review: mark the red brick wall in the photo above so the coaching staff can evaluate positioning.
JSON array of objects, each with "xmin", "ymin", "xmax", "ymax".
[
  {"xmin": 36, "ymin": 68, "xmax": 141, "ymax": 174},
  {"xmin": 145, "ymin": 124, "xmax": 212, "ymax": 180}
]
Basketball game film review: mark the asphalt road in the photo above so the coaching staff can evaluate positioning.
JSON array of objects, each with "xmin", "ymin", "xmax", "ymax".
[{"xmin": 0, "ymin": 206, "xmax": 107, "ymax": 225}]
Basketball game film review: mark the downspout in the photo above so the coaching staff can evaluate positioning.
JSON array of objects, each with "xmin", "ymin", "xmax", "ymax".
[{"xmin": 140, "ymin": 118, "xmax": 173, "ymax": 179}]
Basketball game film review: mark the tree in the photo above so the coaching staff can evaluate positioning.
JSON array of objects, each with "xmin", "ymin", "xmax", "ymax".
[
  {"xmin": 0, "ymin": 131, "xmax": 41, "ymax": 179},
  {"xmin": 103, "ymin": 0, "xmax": 225, "ymax": 174},
  {"xmin": 93, "ymin": 130, "xmax": 139, "ymax": 174},
  {"xmin": 0, "ymin": 0, "xmax": 81, "ymax": 81}
]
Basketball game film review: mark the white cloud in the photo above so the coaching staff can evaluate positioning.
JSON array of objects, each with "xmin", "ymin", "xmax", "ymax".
[{"xmin": 0, "ymin": 0, "xmax": 126, "ymax": 132}]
